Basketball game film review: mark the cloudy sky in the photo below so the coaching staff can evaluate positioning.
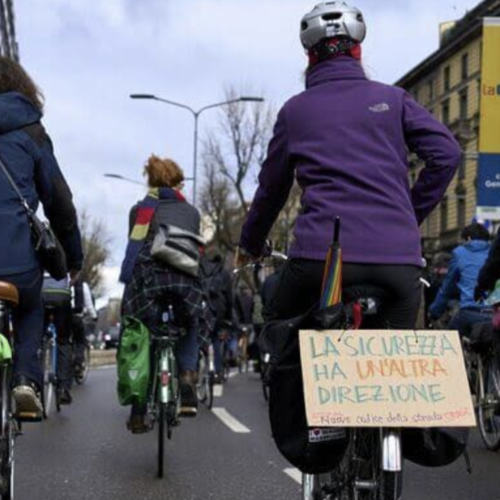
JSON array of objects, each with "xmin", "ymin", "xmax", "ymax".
[{"xmin": 16, "ymin": 0, "xmax": 481, "ymax": 300}]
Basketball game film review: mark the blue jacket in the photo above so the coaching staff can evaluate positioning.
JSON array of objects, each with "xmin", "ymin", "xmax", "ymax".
[
  {"xmin": 0, "ymin": 92, "xmax": 83, "ymax": 275},
  {"xmin": 429, "ymin": 240, "xmax": 490, "ymax": 318}
]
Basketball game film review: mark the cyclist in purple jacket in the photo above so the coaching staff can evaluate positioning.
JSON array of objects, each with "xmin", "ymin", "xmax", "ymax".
[{"xmin": 237, "ymin": 1, "xmax": 461, "ymax": 328}]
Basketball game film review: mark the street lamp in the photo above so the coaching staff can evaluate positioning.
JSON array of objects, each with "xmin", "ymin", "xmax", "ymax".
[
  {"xmin": 104, "ymin": 173, "xmax": 144, "ymax": 186},
  {"xmin": 130, "ymin": 93, "xmax": 265, "ymax": 205}
]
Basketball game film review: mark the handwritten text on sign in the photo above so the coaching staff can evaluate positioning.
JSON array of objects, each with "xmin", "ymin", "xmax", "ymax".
[{"xmin": 299, "ymin": 330, "xmax": 476, "ymax": 428}]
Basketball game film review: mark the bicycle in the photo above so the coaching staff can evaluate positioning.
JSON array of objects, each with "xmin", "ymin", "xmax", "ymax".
[
  {"xmin": 197, "ymin": 344, "xmax": 214, "ymax": 410},
  {"xmin": 42, "ymin": 306, "xmax": 61, "ymax": 417},
  {"xmin": 463, "ymin": 324, "xmax": 500, "ymax": 451},
  {"xmin": 0, "ymin": 282, "xmax": 21, "ymax": 500},
  {"xmin": 303, "ymin": 286, "xmax": 404, "ymax": 500},
  {"xmin": 145, "ymin": 305, "xmax": 182, "ymax": 479}
]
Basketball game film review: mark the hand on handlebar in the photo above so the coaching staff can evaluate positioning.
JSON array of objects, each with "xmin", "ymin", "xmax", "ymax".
[{"xmin": 234, "ymin": 247, "xmax": 258, "ymax": 270}]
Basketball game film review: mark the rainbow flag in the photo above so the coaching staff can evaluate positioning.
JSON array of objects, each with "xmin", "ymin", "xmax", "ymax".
[{"xmin": 320, "ymin": 217, "xmax": 342, "ymax": 308}]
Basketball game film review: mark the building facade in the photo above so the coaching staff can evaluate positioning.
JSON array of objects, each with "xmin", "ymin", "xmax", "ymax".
[
  {"xmin": 397, "ymin": 0, "xmax": 500, "ymax": 255},
  {"xmin": 0, "ymin": 0, "xmax": 17, "ymax": 61}
]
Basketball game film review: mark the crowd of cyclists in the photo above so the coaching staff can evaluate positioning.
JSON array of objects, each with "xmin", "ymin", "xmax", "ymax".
[{"xmin": 0, "ymin": 0, "xmax": 500, "ymax": 497}]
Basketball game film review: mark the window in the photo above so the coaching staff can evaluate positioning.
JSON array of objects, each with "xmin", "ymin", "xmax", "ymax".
[
  {"xmin": 442, "ymin": 99, "xmax": 450, "ymax": 125},
  {"xmin": 428, "ymin": 79, "xmax": 435, "ymax": 101},
  {"xmin": 444, "ymin": 66, "xmax": 451, "ymax": 92},
  {"xmin": 457, "ymin": 197, "xmax": 466, "ymax": 229},
  {"xmin": 458, "ymin": 155, "xmax": 466, "ymax": 180},
  {"xmin": 461, "ymin": 53, "xmax": 469, "ymax": 80},
  {"xmin": 459, "ymin": 88, "xmax": 468, "ymax": 120},
  {"xmin": 440, "ymin": 197, "xmax": 448, "ymax": 233}
]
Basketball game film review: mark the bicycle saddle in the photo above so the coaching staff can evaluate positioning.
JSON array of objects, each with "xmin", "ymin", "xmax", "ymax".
[{"xmin": 0, "ymin": 282, "xmax": 19, "ymax": 306}]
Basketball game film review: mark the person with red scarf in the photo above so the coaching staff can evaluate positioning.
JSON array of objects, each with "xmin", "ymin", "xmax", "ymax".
[
  {"xmin": 120, "ymin": 156, "xmax": 213, "ymax": 432},
  {"xmin": 237, "ymin": 1, "xmax": 461, "ymax": 328}
]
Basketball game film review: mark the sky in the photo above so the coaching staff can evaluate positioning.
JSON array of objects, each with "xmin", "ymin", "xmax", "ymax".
[{"xmin": 15, "ymin": 0, "xmax": 482, "ymax": 302}]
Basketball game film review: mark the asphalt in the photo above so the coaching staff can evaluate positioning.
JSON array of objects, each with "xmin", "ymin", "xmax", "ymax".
[{"xmin": 15, "ymin": 368, "xmax": 500, "ymax": 500}]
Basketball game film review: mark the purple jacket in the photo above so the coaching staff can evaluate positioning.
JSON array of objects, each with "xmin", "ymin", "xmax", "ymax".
[{"xmin": 240, "ymin": 57, "xmax": 461, "ymax": 266}]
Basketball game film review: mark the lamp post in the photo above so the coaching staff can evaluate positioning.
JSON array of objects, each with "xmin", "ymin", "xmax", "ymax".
[
  {"xmin": 103, "ymin": 173, "xmax": 144, "ymax": 186},
  {"xmin": 130, "ymin": 93, "xmax": 265, "ymax": 205}
]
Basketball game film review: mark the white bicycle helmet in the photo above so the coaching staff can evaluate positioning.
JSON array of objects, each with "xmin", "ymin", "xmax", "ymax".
[{"xmin": 300, "ymin": 1, "xmax": 367, "ymax": 50}]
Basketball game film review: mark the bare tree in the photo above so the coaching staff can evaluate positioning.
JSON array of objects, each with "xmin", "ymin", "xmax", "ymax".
[
  {"xmin": 79, "ymin": 211, "xmax": 111, "ymax": 297},
  {"xmin": 203, "ymin": 86, "xmax": 274, "ymax": 216}
]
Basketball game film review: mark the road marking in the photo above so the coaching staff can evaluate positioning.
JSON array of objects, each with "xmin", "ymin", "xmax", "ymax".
[
  {"xmin": 94, "ymin": 365, "xmax": 115, "ymax": 371},
  {"xmin": 228, "ymin": 371, "xmax": 238, "ymax": 379},
  {"xmin": 284, "ymin": 468, "xmax": 302, "ymax": 484},
  {"xmin": 213, "ymin": 385, "xmax": 223, "ymax": 397},
  {"xmin": 212, "ymin": 408, "xmax": 250, "ymax": 433}
]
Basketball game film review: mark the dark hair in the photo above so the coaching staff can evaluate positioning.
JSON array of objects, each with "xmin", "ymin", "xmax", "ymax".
[
  {"xmin": 0, "ymin": 56, "xmax": 44, "ymax": 112},
  {"xmin": 461, "ymin": 223, "xmax": 490, "ymax": 242}
]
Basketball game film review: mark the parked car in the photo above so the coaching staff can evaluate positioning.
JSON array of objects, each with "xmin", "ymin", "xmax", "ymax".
[{"xmin": 103, "ymin": 325, "xmax": 120, "ymax": 350}]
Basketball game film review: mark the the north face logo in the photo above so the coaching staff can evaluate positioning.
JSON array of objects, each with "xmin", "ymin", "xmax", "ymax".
[{"xmin": 369, "ymin": 103, "xmax": 390, "ymax": 113}]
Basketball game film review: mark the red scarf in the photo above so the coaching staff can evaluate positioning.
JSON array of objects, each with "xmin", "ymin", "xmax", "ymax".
[{"xmin": 308, "ymin": 37, "xmax": 362, "ymax": 67}]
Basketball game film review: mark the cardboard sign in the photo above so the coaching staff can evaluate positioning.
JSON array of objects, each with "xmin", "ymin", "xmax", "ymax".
[{"xmin": 299, "ymin": 330, "xmax": 476, "ymax": 428}]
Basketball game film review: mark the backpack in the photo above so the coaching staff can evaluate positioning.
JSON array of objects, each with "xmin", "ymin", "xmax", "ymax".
[
  {"xmin": 261, "ymin": 304, "xmax": 350, "ymax": 474},
  {"xmin": 117, "ymin": 317, "xmax": 150, "ymax": 407}
]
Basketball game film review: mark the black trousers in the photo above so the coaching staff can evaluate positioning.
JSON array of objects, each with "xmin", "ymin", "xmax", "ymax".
[{"xmin": 265, "ymin": 259, "xmax": 422, "ymax": 330}]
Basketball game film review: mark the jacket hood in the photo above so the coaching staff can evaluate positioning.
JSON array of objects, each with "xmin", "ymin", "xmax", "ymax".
[
  {"xmin": 0, "ymin": 91, "xmax": 42, "ymax": 134},
  {"xmin": 306, "ymin": 56, "xmax": 367, "ymax": 89},
  {"xmin": 464, "ymin": 240, "xmax": 490, "ymax": 252}
]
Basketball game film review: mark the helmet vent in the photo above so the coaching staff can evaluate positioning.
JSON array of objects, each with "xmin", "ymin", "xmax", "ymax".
[{"xmin": 322, "ymin": 13, "xmax": 342, "ymax": 21}]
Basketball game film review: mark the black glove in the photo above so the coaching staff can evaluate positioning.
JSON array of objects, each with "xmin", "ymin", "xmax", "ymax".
[{"xmin": 474, "ymin": 286, "xmax": 484, "ymax": 303}]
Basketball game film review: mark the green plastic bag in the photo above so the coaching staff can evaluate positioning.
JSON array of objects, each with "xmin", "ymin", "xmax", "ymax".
[
  {"xmin": 0, "ymin": 334, "xmax": 12, "ymax": 362},
  {"xmin": 117, "ymin": 317, "xmax": 150, "ymax": 407}
]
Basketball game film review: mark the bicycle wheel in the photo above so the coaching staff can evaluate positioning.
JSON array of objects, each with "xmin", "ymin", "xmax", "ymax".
[
  {"xmin": 158, "ymin": 402, "xmax": 166, "ymax": 479},
  {"xmin": 379, "ymin": 471, "xmax": 403, "ymax": 500},
  {"xmin": 478, "ymin": 357, "xmax": 500, "ymax": 451},
  {"xmin": 74, "ymin": 345, "xmax": 90, "ymax": 385},
  {"xmin": 42, "ymin": 341, "xmax": 55, "ymax": 418},
  {"xmin": 196, "ymin": 352, "xmax": 208, "ymax": 404},
  {"xmin": 207, "ymin": 372, "xmax": 214, "ymax": 410},
  {"xmin": 0, "ymin": 366, "xmax": 14, "ymax": 500}
]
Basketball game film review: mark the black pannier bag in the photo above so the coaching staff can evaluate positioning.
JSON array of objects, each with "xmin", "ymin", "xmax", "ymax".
[
  {"xmin": 261, "ymin": 303, "xmax": 470, "ymax": 472},
  {"xmin": 260, "ymin": 304, "xmax": 350, "ymax": 475},
  {"xmin": 402, "ymin": 428, "xmax": 469, "ymax": 467}
]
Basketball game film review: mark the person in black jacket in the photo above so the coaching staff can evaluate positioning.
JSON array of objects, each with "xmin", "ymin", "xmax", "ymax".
[
  {"xmin": 476, "ymin": 227, "xmax": 500, "ymax": 300},
  {"xmin": 0, "ymin": 57, "xmax": 83, "ymax": 418},
  {"xmin": 200, "ymin": 254, "xmax": 234, "ymax": 379}
]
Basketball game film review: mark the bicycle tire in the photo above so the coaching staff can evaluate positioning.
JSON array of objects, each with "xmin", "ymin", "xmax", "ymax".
[
  {"xmin": 478, "ymin": 358, "xmax": 500, "ymax": 451},
  {"xmin": 379, "ymin": 471, "xmax": 403, "ymax": 500},
  {"xmin": 207, "ymin": 373, "xmax": 214, "ymax": 410},
  {"xmin": 42, "ymin": 341, "xmax": 54, "ymax": 418},
  {"xmin": 158, "ymin": 402, "xmax": 166, "ymax": 479},
  {"xmin": 0, "ymin": 367, "xmax": 14, "ymax": 500},
  {"xmin": 196, "ymin": 352, "xmax": 208, "ymax": 404}
]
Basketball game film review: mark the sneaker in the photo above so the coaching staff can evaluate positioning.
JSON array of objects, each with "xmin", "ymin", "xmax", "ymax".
[
  {"xmin": 13, "ymin": 376, "xmax": 43, "ymax": 420},
  {"xmin": 58, "ymin": 388, "xmax": 73, "ymax": 405},
  {"xmin": 126, "ymin": 404, "xmax": 150, "ymax": 434},
  {"xmin": 179, "ymin": 370, "xmax": 198, "ymax": 417}
]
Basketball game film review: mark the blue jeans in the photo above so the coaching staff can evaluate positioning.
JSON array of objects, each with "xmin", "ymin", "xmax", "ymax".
[
  {"xmin": 177, "ymin": 323, "xmax": 199, "ymax": 372},
  {"xmin": 211, "ymin": 332, "xmax": 238, "ymax": 373},
  {"xmin": 448, "ymin": 308, "xmax": 493, "ymax": 338},
  {"xmin": 0, "ymin": 268, "xmax": 44, "ymax": 387}
]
